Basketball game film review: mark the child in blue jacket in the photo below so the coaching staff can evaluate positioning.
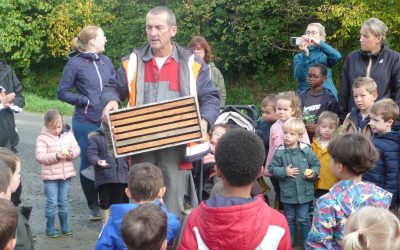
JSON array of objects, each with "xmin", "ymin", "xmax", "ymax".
[
  {"xmin": 363, "ymin": 98, "xmax": 400, "ymax": 212},
  {"xmin": 95, "ymin": 163, "xmax": 180, "ymax": 250}
]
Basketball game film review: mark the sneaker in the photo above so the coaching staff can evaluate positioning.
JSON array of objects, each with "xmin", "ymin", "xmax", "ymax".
[{"xmin": 88, "ymin": 214, "xmax": 101, "ymax": 221}]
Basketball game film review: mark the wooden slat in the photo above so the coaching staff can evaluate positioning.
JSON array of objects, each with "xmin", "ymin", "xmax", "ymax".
[
  {"xmin": 111, "ymin": 105, "xmax": 196, "ymax": 126},
  {"xmin": 115, "ymin": 126, "xmax": 200, "ymax": 147},
  {"xmin": 116, "ymin": 132, "xmax": 201, "ymax": 154},
  {"xmin": 115, "ymin": 119, "xmax": 199, "ymax": 140},
  {"xmin": 109, "ymin": 98, "xmax": 195, "ymax": 121},
  {"xmin": 112, "ymin": 112, "xmax": 198, "ymax": 134}
]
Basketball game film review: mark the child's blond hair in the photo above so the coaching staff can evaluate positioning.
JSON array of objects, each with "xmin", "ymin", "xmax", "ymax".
[
  {"xmin": 352, "ymin": 77, "xmax": 377, "ymax": 94},
  {"xmin": 370, "ymin": 98, "xmax": 399, "ymax": 122},
  {"xmin": 315, "ymin": 111, "xmax": 339, "ymax": 138},
  {"xmin": 343, "ymin": 206, "xmax": 400, "ymax": 250},
  {"xmin": 276, "ymin": 91, "xmax": 302, "ymax": 119},
  {"xmin": 283, "ymin": 118, "xmax": 306, "ymax": 135},
  {"xmin": 261, "ymin": 94, "xmax": 277, "ymax": 109}
]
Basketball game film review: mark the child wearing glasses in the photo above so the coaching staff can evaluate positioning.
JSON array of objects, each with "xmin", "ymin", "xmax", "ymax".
[
  {"xmin": 294, "ymin": 23, "xmax": 342, "ymax": 99},
  {"xmin": 298, "ymin": 63, "xmax": 338, "ymax": 141}
]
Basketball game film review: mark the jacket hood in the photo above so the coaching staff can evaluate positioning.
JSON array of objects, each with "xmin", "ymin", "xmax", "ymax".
[
  {"xmin": 67, "ymin": 51, "xmax": 103, "ymax": 61},
  {"xmin": 373, "ymin": 131, "xmax": 400, "ymax": 144},
  {"xmin": 41, "ymin": 124, "xmax": 71, "ymax": 137},
  {"xmin": 192, "ymin": 196, "xmax": 273, "ymax": 249},
  {"xmin": 329, "ymin": 180, "xmax": 392, "ymax": 217}
]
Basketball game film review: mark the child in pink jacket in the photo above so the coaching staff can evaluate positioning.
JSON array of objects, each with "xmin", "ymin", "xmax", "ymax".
[{"xmin": 35, "ymin": 109, "xmax": 80, "ymax": 238}]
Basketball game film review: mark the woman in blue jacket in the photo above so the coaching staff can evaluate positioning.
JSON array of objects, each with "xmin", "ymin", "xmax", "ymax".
[
  {"xmin": 57, "ymin": 25, "xmax": 115, "ymax": 221},
  {"xmin": 294, "ymin": 23, "xmax": 341, "ymax": 99}
]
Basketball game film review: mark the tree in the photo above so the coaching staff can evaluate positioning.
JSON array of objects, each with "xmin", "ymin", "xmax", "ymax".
[{"xmin": 0, "ymin": 0, "xmax": 115, "ymax": 74}]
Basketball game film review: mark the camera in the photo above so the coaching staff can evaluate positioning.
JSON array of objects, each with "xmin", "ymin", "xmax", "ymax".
[{"xmin": 290, "ymin": 37, "xmax": 302, "ymax": 46}]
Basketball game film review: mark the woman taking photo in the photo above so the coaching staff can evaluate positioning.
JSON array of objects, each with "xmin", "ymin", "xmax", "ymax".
[
  {"xmin": 338, "ymin": 18, "xmax": 400, "ymax": 123},
  {"xmin": 57, "ymin": 25, "xmax": 115, "ymax": 221},
  {"xmin": 294, "ymin": 23, "xmax": 341, "ymax": 99},
  {"xmin": 188, "ymin": 35, "xmax": 227, "ymax": 106}
]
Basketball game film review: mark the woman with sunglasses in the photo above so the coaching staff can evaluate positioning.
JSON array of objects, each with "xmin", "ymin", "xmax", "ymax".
[{"xmin": 294, "ymin": 23, "xmax": 341, "ymax": 99}]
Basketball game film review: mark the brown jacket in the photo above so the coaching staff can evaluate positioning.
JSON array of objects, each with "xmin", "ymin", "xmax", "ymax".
[{"xmin": 341, "ymin": 109, "xmax": 372, "ymax": 138}]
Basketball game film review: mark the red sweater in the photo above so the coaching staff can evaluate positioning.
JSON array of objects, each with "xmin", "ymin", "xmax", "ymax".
[{"xmin": 179, "ymin": 196, "xmax": 291, "ymax": 250}]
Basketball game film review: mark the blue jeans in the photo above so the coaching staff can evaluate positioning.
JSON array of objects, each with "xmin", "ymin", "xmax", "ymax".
[
  {"xmin": 72, "ymin": 119, "xmax": 100, "ymax": 212},
  {"xmin": 44, "ymin": 179, "xmax": 71, "ymax": 217},
  {"xmin": 283, "ymin": 202, "xmax": 310, "ymax": 247}
]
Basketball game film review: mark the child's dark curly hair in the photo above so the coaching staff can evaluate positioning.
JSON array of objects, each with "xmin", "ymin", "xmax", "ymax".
[
  {"xmin": 215, "ymin": 129, "xmax": 265, "ymax": 186},
  {"xmin": 328, "ymin": 133, "xmax": 378, "ymax": 175}
]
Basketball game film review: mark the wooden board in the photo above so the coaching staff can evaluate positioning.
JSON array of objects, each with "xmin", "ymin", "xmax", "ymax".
[{"xmin": 107, "ymin": 96, "xmax": 203, "ymax": 157}]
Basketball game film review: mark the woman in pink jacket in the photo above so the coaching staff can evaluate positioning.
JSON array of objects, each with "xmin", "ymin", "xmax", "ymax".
[{"xmin": 35, "ymin": 109, "xmax": 80, "ymax": 238}]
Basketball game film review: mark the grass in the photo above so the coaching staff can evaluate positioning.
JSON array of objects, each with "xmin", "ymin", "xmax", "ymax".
[{"xmin": 24, "ymin": 93, "xmax": 74, "ymax": 115}]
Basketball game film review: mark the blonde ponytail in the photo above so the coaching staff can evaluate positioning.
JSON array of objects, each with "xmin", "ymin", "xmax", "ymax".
[{"xmin": 343, "ymin": 206, "xmax": 400, "ymax": 250}]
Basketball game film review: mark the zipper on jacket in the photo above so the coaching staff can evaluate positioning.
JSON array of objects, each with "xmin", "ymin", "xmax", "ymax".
[
  {"xmin": 92, "ymin": 61, "xmax": 103, "ymax": 91},
  {"xmin": 58, "ymin": 138, "xmax": 66, "ymax": 180},
  {"xmin": 85, "ymin": 99, "xmax": 90, "ymax": 114},
  {"xmin": 366, "ymin": 56, "xmax": 372, "ymax": 77}
]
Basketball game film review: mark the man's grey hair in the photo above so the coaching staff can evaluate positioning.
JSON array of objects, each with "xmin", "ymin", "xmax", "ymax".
[{"xmin": 147, "ymin": 6, "xmax": 176, "ymax": 26}]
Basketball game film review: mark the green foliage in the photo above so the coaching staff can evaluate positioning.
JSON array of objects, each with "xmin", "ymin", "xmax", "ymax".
[
  {"xmin": 0, "ymin": 0, "xmax": 116, "ymax": 74},
  {"xmin": 177, "ymin": 0, "xmax": 316, "ymax": 83},
  {"xmin": 3, "ymin": 0, "xmax": 400, "ymax": 108},
  {"xmin": 317, "ymin": 0, "xmax": 400, "ymax": 54},
  {"xmin": 0, "ymin": 1, "xmax": 51, "ymax": 73},
  {"xmin": 47, "ymin": 0, "xmax": 116, "ymax": 58},
  {"xmin": 24, "ymin": 93, "xmax": 74, "ymax": 115}
]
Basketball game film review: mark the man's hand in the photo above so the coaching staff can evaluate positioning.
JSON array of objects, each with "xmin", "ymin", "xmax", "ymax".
[
  {"xmin": 286, "ymin": 164, "xmax": 299, "ymax": 178},
  {"xmin": 0, "ymin": 92, "xmax": 16, "ymax": 108},
  {"xmin": 200, "ymin": 119, "xmax": 208, "ymax": 137},
  {"xmin": 102, "ymin": 100, "xmax": 118, "ymax": 123}
]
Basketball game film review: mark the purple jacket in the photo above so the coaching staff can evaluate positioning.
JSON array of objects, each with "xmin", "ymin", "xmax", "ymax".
[{"xmin": 57, "ymin": 52, "xmax": 115, "ymax": 125}]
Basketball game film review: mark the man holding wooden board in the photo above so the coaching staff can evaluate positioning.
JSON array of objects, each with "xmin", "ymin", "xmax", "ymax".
[{"xmin": 101, "ymin": 6, "xmax": 220, "ymax": 215}]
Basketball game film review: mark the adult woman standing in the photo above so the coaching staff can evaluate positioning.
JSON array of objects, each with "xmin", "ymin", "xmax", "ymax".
[
  {"xmin": 338, "ymin": 18, "xmax": 400, "ymax": 122},
  {"xmin": 57, "ymin": 26, "xmax": 114, "ymax": 220},
  {"xmin": 188, "ymin": 36, "xmax": 227, "ymax": 106},
  {"xmin": 294, "ymin": 23, "xmax": 342, "ymax": 99}
]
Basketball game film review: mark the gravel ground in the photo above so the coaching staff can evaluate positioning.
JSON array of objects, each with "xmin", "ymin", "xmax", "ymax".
[{"xmin": 16, "ymin": 112, "xmax": 101, "ymax": 249}]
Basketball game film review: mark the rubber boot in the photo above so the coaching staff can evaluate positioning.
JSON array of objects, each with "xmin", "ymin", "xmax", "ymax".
[
  {"xmin": 59, "ymin": 212, "xmax": 73, "ymax": 235},
  {"xmin": 301, "ymin": 225, "xmax": 310, "ymax": 249},
  {"xmin": 46, "ymin": 216, "xmax": 60, "ymax": 238},
  {"xmin": 101, "ymin": 209, "xmax": 110, "ymax": 225}
]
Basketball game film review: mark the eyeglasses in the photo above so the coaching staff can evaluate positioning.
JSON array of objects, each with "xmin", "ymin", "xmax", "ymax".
[
  {"xmin": 307, "ymin": 74, "xmax": 323, "ymax": 79},
  {"xmin": 305, "ymin": 30, "xmax": 319, "ymax": 35}
]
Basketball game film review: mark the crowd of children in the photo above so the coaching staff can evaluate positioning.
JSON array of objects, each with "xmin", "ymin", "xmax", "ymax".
[
  {"xmin": 0, "ymin": 73, "xmax": 399, "ymax": 250},
  {"xmin": 0, "ymin": 18, "xmax": 399, "ymax": 250}
]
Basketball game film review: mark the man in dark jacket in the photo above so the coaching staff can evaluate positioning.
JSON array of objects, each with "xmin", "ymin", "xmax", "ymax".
[
  {"xmin": 101, "ymin": 6, "xmax": 220, "ymax": 215},
  {"xmin": 0, "ymin": 61, "xmax": 25, "ymax": 152},
  {"xmin": 0, "ymin": 61, "xmax": 25, "ymax": 207}
]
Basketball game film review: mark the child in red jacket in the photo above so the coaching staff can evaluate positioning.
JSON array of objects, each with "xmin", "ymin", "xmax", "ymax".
[{"xmin": 179, "ymin": 129, "xmax": 291, "ymax": 250}]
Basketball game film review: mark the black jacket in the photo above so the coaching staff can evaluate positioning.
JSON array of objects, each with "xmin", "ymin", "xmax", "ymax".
[
  {"xmin": 87, "ymin": 129, "xmax": 128, "ymax": 189},
  {"xmin": 0, "ymin": 61, "xmax": 25, "ymax": 151},
  {"xmin": 298, "ymin": 87, "xmax": 339, "ymax": 117},
  {"xmin": 339, "ymin": 45, "xmax": 400, "ymax": 122}
]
